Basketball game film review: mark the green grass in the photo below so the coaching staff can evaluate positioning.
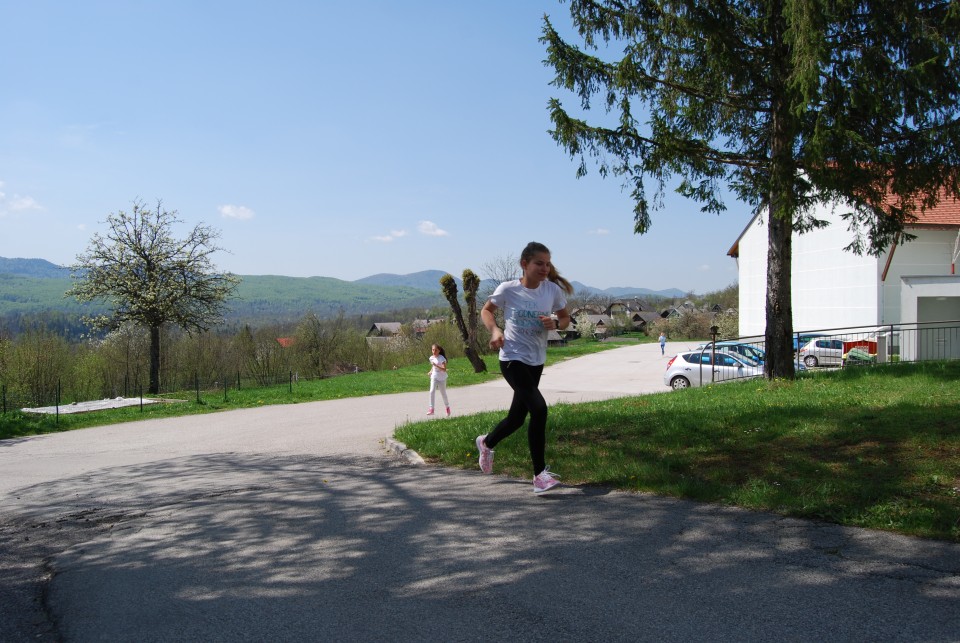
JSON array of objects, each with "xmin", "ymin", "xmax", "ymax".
[
  {"xmin": 396, "ymin": 361, "xmax": 960, "ymax": 542},
  {"xmin": 0, "ymin": 339, "xmax": 619, "ymax": 438},
  {"xmin": 5, "ymin": 341, "xmax": 958, "ymax": 542}
]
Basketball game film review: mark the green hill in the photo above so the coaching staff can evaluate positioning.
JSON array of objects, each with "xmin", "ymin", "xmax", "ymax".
[
  {"xmin": 0, "ymin": 256, "xmax": 690, "ymax": 329},
  {"xmin": 230, "ymin": 275, "xmax": 444, "ymax": 322},
  {"xmin": 0, "ymin": 271, "xmax": 445, "ymax": 325}
]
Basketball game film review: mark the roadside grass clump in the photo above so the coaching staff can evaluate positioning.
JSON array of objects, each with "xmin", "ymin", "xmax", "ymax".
[{"xmin": 396, "ymin": 361, "xmax": 960, "ymax": 542}]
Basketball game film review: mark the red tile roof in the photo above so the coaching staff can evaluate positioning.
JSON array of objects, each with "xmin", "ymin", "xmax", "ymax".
[
  {"xmin": 880, "ymin": 185, "xmax": 960, "ymax": 226},
  {"xmin": 906, "ymin": 194, "xmax": 960, "ymax": 226},
  {"xmin": 727, "ymin": 188, "xmax": 960, "ymax": 257}
]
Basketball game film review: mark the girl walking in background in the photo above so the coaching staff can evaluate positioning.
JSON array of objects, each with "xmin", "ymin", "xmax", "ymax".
[
  {"xmin": 427, "ymin": 344, "xmax": 450, "ymax": 416},
  {"xmin": 476, "ymin": 241, "xmax": 573, "ymax": 493}
]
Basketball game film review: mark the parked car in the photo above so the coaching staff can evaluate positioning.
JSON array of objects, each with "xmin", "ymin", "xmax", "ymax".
[
  {"xmin": 696, "ymin": 341, "xmax": 767, "ymax": 364},
  {"xmin": 664, "ymin": 350, "xmax": 764, "ymax": 390},
  {"xmin": 696, "ymin": 341, "xmax": 808, "ymax": 371},
  {"xmin": 792, "ymin": 332, "xmax": 831, "ymax": 352},
  {"xmin": 798, "ymin": 337, "xmax": 845, "ymax": 367}
]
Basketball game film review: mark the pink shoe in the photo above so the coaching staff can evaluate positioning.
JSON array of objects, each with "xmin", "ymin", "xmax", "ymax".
[
  {"xmin": 445, "ymin": 406, "xmax": 451, "ymax": 417},
  {"xmin": 427, "ymin": 407, "xmax": 435, "ymax": 416},
  {"xmin": 476, "ymin": 435, "xmax": 494, "ymax": 474},
  {"xmin": 533, "ymin": 467, "xmax": 561, "ymax": 494}
]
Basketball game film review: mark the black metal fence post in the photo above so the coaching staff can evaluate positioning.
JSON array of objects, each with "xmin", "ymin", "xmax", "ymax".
[
  {"xmin": 195, "ymin": 372, "xmax": 200, "ymax": 404},
  {"xmin": 56, "ymin": 378, "xmax": 61, "ymax": 426},
  {"xmin": 710, "ymin": 326, "xmax": 719, "ymax": 383}
]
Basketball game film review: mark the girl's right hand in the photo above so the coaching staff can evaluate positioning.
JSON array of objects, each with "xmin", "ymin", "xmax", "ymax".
[{"xmin": 488, "ymin": 327, "xmax": 505, "ymax": 350}]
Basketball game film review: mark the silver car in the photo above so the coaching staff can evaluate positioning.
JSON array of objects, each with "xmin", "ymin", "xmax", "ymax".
[
  {"xmin": 696, "ymin": 341, "xmax": 767, "ymax": 364},
  {"xmin": 664, "ymin": 350, "xmax": 764, "ymax": 390},
  {"xmin": 798, "ymin": 338, "xmax": 844, "ymax": 367}
]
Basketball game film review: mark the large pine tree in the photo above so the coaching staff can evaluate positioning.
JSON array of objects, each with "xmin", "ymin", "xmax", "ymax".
[{"xmin": 542, "ymin": 0, "xmax": 960, "ymax": 377}]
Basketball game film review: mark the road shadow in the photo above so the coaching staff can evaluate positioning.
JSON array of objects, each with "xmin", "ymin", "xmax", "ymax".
[{"xmin": 4, "ymin": 451, "xmax": 958, "ymax": 641}]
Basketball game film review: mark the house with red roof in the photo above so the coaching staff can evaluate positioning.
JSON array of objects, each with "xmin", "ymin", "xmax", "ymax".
[{"xmin": 729, "ymin": 192, "xmax": 960, "ymax": 349}]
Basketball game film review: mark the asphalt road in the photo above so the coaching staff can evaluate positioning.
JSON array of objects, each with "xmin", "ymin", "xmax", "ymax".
[{"xmin": 1, "ymin": 342, "xmax": 958, "ymax": 641}]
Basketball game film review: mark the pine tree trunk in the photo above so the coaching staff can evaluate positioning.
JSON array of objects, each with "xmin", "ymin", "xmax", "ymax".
[
  {"xmin": 765, "ymin": 205, "xmax": 795, "ymax": 379},
  {"xmin": 764, "ymin": 3, "xmax": 797, "ymax": 381}
]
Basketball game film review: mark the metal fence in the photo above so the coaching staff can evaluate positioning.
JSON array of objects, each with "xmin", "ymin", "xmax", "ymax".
[
  {"xmin": 670, "ymin": 320, "xmax": 960, "ymax": 388},
  {"xmin": 758, "ymin": 320, "xmax": 960, "ymax": 366},
  {"xmin": 1, "ymin": 369, "xmax": 313, "ymax": 417}
]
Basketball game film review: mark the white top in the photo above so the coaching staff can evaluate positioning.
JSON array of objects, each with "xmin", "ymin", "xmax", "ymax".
[
  {"xmin": 488, "ymin": 279, "xmax": 567, "ymax": 366},
  {"xmin": 429, "ymin": 354, "xmax": 447, "ymax": 381}
]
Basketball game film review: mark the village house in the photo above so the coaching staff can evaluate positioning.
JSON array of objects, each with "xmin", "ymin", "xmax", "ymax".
[
  {"xmin": 729, "ymin": 193, "xmax": 960, "ymax": 359},
  {"xmin": 412, "ymin": 318, "xmax": 446, "ymax": 339},
  {"xmin": 366, "ymin": 322, "xmax": 403, "ymax": 346}
]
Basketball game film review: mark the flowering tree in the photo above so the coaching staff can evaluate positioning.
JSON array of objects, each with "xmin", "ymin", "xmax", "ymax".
[{"xmin": 68, "ymin": 200, "xmax": 239, "ymax": 393}]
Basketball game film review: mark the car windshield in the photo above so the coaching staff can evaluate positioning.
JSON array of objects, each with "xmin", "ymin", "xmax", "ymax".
[{"xmin": 737, "ymin": 355, "xmax": 760, "ymax": 367}]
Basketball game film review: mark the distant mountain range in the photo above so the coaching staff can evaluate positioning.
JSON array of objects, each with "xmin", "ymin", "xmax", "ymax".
[
  {"xmin": 354, "ymin": 269, "xmax": 686, "ymax": 299},
  {"xmin": 0, "ymin": 257, "xmax": 687, "ymax": 324},
  {"xmin": 0, "ymin": 257, "xmax": 71, "ymax": 279}
]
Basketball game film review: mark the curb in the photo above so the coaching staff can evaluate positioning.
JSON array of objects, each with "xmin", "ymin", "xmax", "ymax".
[{"xmin": 384, "ymin": 437, "xmax": 425, "ymax": 465}]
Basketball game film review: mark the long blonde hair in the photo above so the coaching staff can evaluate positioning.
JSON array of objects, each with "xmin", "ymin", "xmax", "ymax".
[{"xmin": 521, "ymin": 241, "xmax": 573, "ymax": 294}]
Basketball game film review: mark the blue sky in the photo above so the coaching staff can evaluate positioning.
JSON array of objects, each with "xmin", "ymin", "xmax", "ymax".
[{"xmin": 0, "ymin": 1, "xmax": 749, "ymax": 293}]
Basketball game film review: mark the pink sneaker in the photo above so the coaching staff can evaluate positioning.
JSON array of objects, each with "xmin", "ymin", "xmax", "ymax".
[
  {"xmin": 476, "ymin": 435, "xmax": 494, "ymax": 474},
  {"xmin": 427, "ymin": 407, "xmax": 435, "ymax": 416},
  {"xmin": 533, "ymin": 467, "xmax": 561, "ymax": 494},
  {"xmin": 445, "ymin": 406, "xmax": 451, "ymax": 417}
]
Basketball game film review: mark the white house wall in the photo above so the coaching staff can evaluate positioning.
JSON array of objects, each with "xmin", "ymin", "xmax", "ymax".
[
  {"xmin": 736, "ymin": 217, "xmax": 768, "ymax": 336},
  {"xmin": 736, "ymin": 206, "xmax": 879, "ymax": 336},
  {"xmin": 882, "ymin": 228, "xmax": 960, "ymax": 324},
  {"xmin": 737, "ymin": 204, "xmax": 960, "ymax": 336},
  {"xmin": 791, "ymin": 203, "xmax": 880, "ymax": 331}
]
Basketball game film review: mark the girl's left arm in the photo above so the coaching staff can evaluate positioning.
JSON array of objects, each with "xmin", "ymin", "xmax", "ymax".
[{"xmin": 554, "ymin": 307, "xmax": 571, "ymax": 331}]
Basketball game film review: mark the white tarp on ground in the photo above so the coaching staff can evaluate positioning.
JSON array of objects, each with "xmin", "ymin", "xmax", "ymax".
[{"xmin": 22, "ymin": 397, "xmax": 161, "ymax": 415}]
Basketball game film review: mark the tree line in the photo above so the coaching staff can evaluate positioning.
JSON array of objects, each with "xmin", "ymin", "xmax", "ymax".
[
  {"xmin": 0, "ymin": 286, "xmax": 739, "ymax": 411},
  {"xmin": 0, "ymin": 310, "xmax": 467, "ymax": 410}
]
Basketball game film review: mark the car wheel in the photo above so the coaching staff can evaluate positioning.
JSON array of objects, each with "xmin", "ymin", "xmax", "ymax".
[
  {"xmin": 670, "ymin": 376, "xmax": 691, "ymax": 390},
  {"xmin": 804, "ymin": 355, "xmax": 818, "ymax": 367}
]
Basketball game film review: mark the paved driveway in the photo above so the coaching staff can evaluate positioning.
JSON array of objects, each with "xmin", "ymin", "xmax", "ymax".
[{"xmin": 1, "ymin": 343, "xmax": 958, "ymax": 641}]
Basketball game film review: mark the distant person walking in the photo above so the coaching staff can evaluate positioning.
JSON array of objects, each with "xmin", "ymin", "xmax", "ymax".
[
  {"xmin": 659, "ymin": 332, "xmax": 666, "ymax": 355},
  {"xmin": 427, "ymin": 344, "xmax": 450, "ymax": 416},
  {"xmin": 475, "ymin": 241, "xmax": 573, "ymax": 494}
]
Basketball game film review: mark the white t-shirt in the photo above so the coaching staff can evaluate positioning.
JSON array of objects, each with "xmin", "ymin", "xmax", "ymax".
[
  {"xmin": 429, "ymin": 354, "xmax": 447, "ymax": 381},
  {"xmin": 488, "ymin": 279, "xmax": 567, "ymax": 366}
]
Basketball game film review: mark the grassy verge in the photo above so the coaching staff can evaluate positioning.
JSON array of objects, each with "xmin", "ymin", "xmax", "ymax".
[
  {"xmin": 0, "ymin": 339, "xmax": 620, "ymax": 439},
  {"xmin": 396, "ymin": 361, "xmax": 960, "ymax": 542}
]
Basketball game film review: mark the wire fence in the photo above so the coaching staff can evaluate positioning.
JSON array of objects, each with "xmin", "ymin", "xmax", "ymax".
[
  {"xmin": 669, "ymin": 320, "xmax": 960, "ymax": 387},
  {"xmin": 1, "ymin": 369, "xmax": 322, "ymax": 417},
  {"xmin": 5, "ymin": 320, "xmax": 960, "ymax": 414}
]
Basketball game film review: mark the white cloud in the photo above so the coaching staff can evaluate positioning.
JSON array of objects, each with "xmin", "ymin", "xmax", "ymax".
[
  {"xmin": 699, "ymin": 264, "xmax": 711, "ymax": 271},
  {"xmin": 218, "ymin": 204, "xmax": 255, "ymax": 220},
  {"xmin": 0, "ymin": 181, "xmax": 42, "ymax": 217},
  {"xmin": 588, "ymin": 228, "xmax": 610, "ymax": 235},
  {"xmin": 372, "ymin": 229, "xmax": 408, "ymax": 243},
  {"xmin": 77, "ymin": 223, "xmax": 87, "ymax": 231},
  {"xmin": 10, "ymin": 196, "xmax": 41, "ymax": 211},
  {"xmin": 418, "ymin": 220, "xmax": 449, "ymax": 237}
]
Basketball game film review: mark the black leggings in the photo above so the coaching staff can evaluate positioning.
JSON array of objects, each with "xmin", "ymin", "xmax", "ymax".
[{"xmin": 484, "ymin": 360, "xmax": 548, "ymax": 476}]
